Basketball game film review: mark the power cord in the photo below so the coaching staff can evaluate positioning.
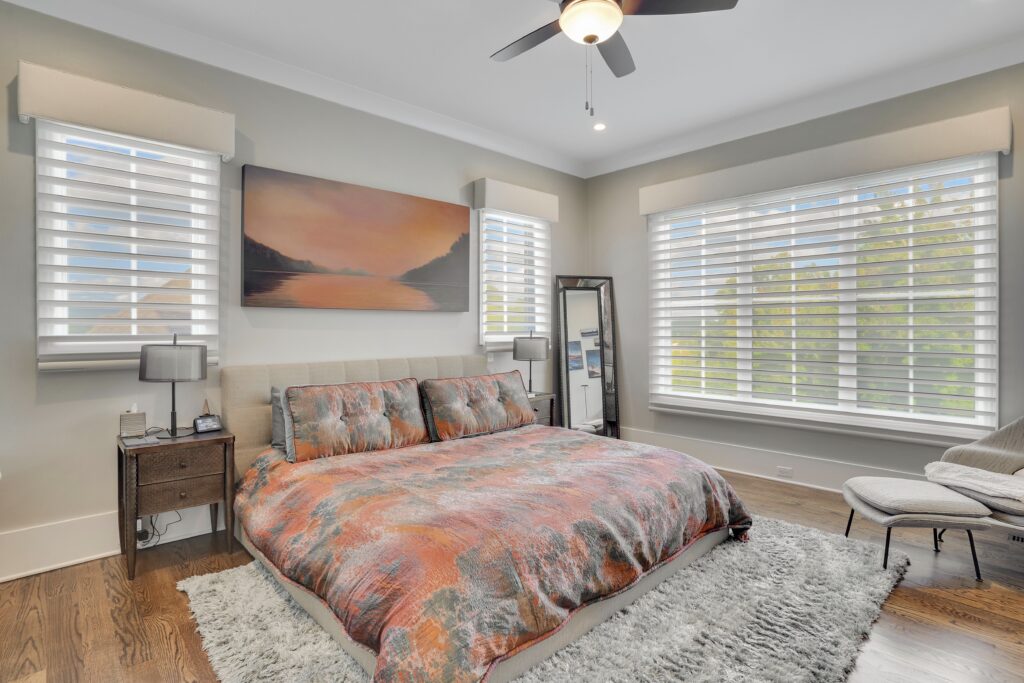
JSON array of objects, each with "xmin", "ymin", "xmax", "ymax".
[
  {"xmin": 137, "ymin": 511, "xmax": 182, "ymax": 548},
  {"xmin": 145, "ymin": 425, "xmax": 197, "ymax": 439}
]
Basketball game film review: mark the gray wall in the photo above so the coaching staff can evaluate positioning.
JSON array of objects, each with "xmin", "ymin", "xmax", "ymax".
[
  {"xmin": 0, "ymin": 3, "xmax": 589, "ymax": 534},
  {"xmin": 587, "ymin": 62, "xmax": 1024, "ymax": 476}
]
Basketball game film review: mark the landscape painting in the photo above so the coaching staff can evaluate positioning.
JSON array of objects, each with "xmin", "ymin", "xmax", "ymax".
[{"xmin": 242, "ymin": 165, "xmax": 470, "ymax": 311}]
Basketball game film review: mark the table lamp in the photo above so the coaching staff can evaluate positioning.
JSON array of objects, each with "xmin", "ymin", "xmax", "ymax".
[
  {"xmin": 513, "ymin": 332, "xmax": 549, "ymax": 395},
  {"xmin": 139, "ymin": 334, "xmax": 207, "ymax": 438}
]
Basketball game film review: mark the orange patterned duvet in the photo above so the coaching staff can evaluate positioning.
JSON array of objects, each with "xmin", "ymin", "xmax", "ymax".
[{"xmin": 235, "ymin": 425, "xmax": 751, "ymax": 682}]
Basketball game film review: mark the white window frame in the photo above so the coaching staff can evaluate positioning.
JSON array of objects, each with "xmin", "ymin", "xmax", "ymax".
[
  {"xmin": 35, "ymin": 120, "xmax": 221, "ymax": 371},
  {"xmin": 648, "ymin": 154, "xmax": 999, "ymax": 441},
  {"xmin": 478, "ymin": 209, "xmax": 551, "ymax": 348}
]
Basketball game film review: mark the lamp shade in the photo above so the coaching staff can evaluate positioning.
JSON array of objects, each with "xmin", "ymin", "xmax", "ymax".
[
  {"xmin": 139, "ymin": 343, "xmax": 207, "ymax": 382},
  {"xmin": 513, "ymin": 336, "xmax": 549, "ymax": 362}
]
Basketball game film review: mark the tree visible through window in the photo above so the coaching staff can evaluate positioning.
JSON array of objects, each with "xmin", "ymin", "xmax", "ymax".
[{"xmin": 649, "ymin": 155, "xmax": 998, "ymax": 438}]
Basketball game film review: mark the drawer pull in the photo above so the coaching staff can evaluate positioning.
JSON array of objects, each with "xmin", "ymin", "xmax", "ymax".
[
  {"xmin": 179, "ymin": 461, "xmax": 188, "ymax": 469},
  {"xmin": 179, "ymin": 491, "xmax": 187, "ymax": 499}
]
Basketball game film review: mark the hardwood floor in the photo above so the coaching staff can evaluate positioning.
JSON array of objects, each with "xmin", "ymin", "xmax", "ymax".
[
  {"xmin": 0, "ymin": 533, "xmax": 249, "ymax": 683},
  {"xmin": 1, "ymin": 471, "xmax": 1022, "ymax": 682}
]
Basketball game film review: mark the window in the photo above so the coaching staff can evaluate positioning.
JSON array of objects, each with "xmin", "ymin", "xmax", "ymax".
[
  {"xmin": 649, "ymin": 154, "xmax": 998, "ymax": 438},
  {"xmin": 36, "ymin": 120, "xmax": 221, "ymax": 370},
  {"xmin": 479, "ymin": 210, "xmax": 551, "ymax": 346}
]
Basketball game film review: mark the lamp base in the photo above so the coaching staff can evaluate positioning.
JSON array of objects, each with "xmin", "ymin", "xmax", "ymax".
[{"xmin": 154, "ymin": 427, "xmax": 196, "ymax": 440}]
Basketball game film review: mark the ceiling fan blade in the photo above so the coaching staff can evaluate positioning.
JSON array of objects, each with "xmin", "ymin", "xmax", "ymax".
[
  {"xmin": 491, "ymin": 20, "xmax": 562, "ymax": 62},
  {"xmin": 622, "ymin": 0, "xmax": 739, "ymax": 15},
  {"xmin": 597, "ymin": 32, "xmax": 636, "ymax": 78}
]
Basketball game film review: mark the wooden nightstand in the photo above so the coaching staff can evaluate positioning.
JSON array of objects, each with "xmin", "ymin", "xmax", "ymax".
[
  {"xmin": 529, "ymin": 392, "xmax": 557, "ymax": 427},
  {"xmin": 117, "ymin": 431, "xmax": 235, "ymax": 579}
]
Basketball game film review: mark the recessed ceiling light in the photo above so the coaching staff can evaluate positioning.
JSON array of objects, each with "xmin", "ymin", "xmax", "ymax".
[{"xmin": 593, "ymin": 123, "xmax": 607, "ymax": 131}]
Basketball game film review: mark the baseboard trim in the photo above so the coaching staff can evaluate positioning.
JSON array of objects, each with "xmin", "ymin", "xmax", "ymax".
[
  {"xmin": 621, "ymin": 426, "xmax": 924, "ymax": 493},
  {"xmin": 0, "ymin": 510, "xmax": 121, "ymax": 583},
  {"xmin": 0, "ymin": 505, "xmax": 226, "ymax": 583}
]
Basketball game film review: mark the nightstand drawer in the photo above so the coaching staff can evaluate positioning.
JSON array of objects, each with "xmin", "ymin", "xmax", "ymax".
[
  {"xmin": 138, "ymin": 474, "xmax": 223, "ymax": 515},
  {"xmin": 138, "ymin": 444, "xmax": 224, "ymax": 485},
  {"xmin": 531, "ymin": 400, "xmax": 552, "ymax": 426}
]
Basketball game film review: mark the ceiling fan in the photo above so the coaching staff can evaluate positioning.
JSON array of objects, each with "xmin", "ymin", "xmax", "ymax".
[{"xmin": 491, "ymin": 0, "xmax": 740, "ymax": 78}]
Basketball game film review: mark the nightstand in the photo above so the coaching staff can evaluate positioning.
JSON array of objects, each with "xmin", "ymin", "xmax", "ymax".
[
  {"xmin": 117, "ymin": 431, "xmax": 235, "ymax": 579},
  {"xmin": 529, "ymin": 392, "xmax": 557, "ymax": 427}
]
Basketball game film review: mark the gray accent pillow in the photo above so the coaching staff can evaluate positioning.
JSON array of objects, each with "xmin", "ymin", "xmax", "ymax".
[
  {"xmin": 270, "ymin": 386, "xmax": 286, "ymax": 452},
  {"xmin": 282, "ymin": 388, "xmax": 298, "ymax": 463}
]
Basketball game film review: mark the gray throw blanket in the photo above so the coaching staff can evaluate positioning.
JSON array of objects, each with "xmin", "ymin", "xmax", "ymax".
[{"xmin": 925, "ymin": 461, "xmax": 1024, "ymax": 503}]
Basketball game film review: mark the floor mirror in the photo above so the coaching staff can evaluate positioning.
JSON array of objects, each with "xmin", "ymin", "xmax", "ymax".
[{"xmin": 554, "ymin": 276, "xmax": 619, "ymax": 438}]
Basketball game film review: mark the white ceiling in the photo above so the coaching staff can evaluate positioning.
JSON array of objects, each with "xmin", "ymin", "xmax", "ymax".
[{"xmin": 13, "ymin": 0, "xmax": 1024, "ymax": 177}]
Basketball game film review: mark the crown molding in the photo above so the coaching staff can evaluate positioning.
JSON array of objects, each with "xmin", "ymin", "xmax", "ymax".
[
  {"xmin": 11, "ymin": 1, "xmax": 1024, "ymax": 180},
  {"xmin": 583, "ymin": 34, "xmax": 1024, "ymax": 178},
  {"xmin": 7, "ymin": 0, "xmax": 588, "ymax": 177}
]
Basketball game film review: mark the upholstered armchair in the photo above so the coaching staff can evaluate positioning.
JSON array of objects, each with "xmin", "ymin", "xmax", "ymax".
[{"xmin": 843, "ymin": 417, "xmax": 1024, "ymax": 581}]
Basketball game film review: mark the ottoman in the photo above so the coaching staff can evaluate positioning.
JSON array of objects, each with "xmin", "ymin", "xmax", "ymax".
[{"xmin": 842, "ymin": 476, "xmax": 992, "ymax": 581}]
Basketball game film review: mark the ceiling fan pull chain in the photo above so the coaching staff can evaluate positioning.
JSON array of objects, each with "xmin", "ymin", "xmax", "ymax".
[
  {"xmin": 585, "ymin": 46, "xmax": 593, "ymax": 112},
  {"xmin": 589, "ymin": 45, "xmax": 596, "ymax": 117}
]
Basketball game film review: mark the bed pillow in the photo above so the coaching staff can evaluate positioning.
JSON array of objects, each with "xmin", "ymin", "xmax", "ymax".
[
  {"xmin": 275, "ymin": 382, "xmax": 336, "ymax": 457},
  {"xmin": 284, "ymin": 378, "xmax": 429, "ymax": 462},
  {"xmin": 419, "ymin": 370, "xmax": 535, "ymax": 441},
  {"xmin": 270, "ymin": 386, "xmax": 286, "ymax": 451}
]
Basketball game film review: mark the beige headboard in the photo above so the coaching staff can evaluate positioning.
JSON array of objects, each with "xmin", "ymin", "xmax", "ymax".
[{"xmin": 221, "ymin": 354, "xmax": 489, "ymax": 479}]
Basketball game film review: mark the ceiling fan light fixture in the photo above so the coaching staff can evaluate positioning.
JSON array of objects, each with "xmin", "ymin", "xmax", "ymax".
[{"xmin": 559, "ymin": 0, "xmax": 624, "ymax": 45}]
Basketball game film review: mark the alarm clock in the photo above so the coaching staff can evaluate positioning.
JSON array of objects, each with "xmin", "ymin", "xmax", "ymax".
[{"xmin": 193, "ymin": 414, "xmax": 223, "ymax": 434}]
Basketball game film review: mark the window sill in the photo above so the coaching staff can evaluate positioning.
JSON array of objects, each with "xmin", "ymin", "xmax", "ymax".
[
  {"xmin": 38, "ymin": 358, "xmax": 219, "ymax": 373},
  {"xmin": 649, "ymin": 397, "xmax": 990, "ymax": 448}
]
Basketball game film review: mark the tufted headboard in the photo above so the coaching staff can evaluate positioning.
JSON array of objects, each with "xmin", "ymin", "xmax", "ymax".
[{"xmin": 220, "ymin": 355, "xmax": 488, "ymax": 479}]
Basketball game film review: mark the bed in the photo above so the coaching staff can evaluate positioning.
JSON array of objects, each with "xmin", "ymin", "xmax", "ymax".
[{"xmin": 221, "ymin": 355, "xmax": 751, "ymax": 683}]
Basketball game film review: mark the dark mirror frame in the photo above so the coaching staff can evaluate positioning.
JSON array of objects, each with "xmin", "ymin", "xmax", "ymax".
[{"xmin": 553, "ymin": 276, "xmax": 620, "ymax": 438}]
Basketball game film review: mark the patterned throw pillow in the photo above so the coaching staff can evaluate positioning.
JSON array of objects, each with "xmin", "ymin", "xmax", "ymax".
[
  {"xmin": 284, "ymin": 378, "xmax": 429, "ymax": 462},
  {"xmin": 419, "ymin": 371, "xmax": 536, "ymax": 441}
]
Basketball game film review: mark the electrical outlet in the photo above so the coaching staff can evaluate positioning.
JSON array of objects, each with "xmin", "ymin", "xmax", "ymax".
[
  {"xmin": 136, "ymin": 529, "xmax": 151, "ymax": 542},
  {"xmin": 776, "ymin": 466, "xmax": 794, "ymax": 479}
]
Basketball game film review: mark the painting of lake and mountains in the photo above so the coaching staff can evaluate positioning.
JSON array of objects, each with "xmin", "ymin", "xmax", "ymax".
[{"xmin": 242, "ymin": 166, "xmax": 470, "ymax": 311}]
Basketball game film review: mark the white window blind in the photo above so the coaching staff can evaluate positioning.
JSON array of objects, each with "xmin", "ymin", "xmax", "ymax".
[
  {"xmin": 649, "ymin": 154, "xmax": 998, "ymax": 439},
  {"xmin": 36, "ymin": 120, "xmax": 221, "ymax": 371},
  {"xmin": 479, "ymin": 210, "xmax": 551, "ymax": 346}
]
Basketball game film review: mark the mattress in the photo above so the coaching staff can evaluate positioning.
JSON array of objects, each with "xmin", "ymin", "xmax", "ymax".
[{"xmin": 234, "ymin": 424, "xmax": 752, "ymax": 682}]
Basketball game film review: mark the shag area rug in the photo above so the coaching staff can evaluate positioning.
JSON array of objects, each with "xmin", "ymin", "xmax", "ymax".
[{"xmin": 178, "ymin": 517, "xmax": 908, "ymax": 682}]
